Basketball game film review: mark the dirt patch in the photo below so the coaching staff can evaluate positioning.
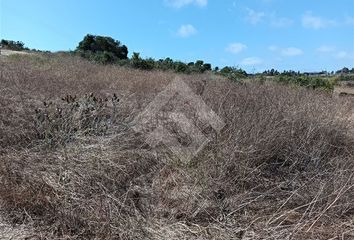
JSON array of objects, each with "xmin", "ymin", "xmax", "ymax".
[
  {"xmin": 0, "ymin": 49, "xmax": 31, "ymax": 56},
  {"xmin": 334, "ymin": 86, "xmax": 354, "ymax": 96}
]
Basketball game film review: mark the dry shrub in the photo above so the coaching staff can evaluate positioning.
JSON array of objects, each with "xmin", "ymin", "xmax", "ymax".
[
  {"xmin": 33, "ymin": 93, "xmax": 119, "ymax": 146},
  {"xmin": 0, "ymin": 54, "xmax": 353, "ymax": 239}
]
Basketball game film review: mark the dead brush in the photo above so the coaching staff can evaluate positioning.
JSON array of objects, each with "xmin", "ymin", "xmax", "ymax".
[
  {"xmin": 34, "ymin": 93, "xmax": 119, "ymax": 146},
  {"xmin": 1, "ymin": 54, "xmax": 354, "ymax": 239}
]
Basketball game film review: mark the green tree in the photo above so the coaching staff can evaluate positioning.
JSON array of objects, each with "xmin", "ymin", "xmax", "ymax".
[
  {"xmin": 203, "ymin": 63, "xmax": 212, "ymax": 71},
  {"xmin": 1, "ymin": 39, "xmax": 27, "ymax": 51},
  {"xmin": 341, "ymin": 67, "xmax": 350, "ymax": 74},
  {"xmin": 76, "ymin": 34, "xmax": 128, "ymax": 63},
  {"xmin": 175, "ymin": 62, "xmax": 188, "ymax": 73},
  {"xmin": 219, "ymin": 66, "xmax": 247, "ymax": 81},
  {"xmin": 131, "ymin": 52, "xmax": 154, "ymax": 70},
  {"xmin": 195, "ymin": 60, "xmax": 204, "ymax": 66}
]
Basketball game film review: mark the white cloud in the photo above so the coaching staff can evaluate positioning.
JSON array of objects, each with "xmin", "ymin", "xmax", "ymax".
[
  {"xmin": 335, "ymin": 51, "xmax": 354, "ymax": 59},
  {"xmin": 245, "ymin": 9, "xmax": 292, "ymax": 27},
  {"xmin": 316, "ymin": 45, "xmax": 336, "ymax": 53},
  {"xmin": 302, "ymin": 12, "xmax": 336, "ymax": 29},
  {"xmin": 281, "ymin": 47, "xmax": 304, "ymax": 56},
  {"xmin": 246, "ymin": 8, "xmax": 265, "ymax": 25},
  {"xmin": 315, "ymin": 46, "xmax": 353, "ymax": 60},
  {"xmin": 177, "ymin": 24, "xmax": 197, "ymax": 37},
  {"xmin": 240, "ymin": 57, "xmax": 263, "ymax": 66},
  {"xmin": 226, "ymin": 42, "xmax": 247, "ymax": 54},
  {"xmin": 165, "ymin": 0, "xmax": 207, "ymax": 8},
  {"xmin": 195, "ymin": 0, "xmax": 207, "ymax": 7},
  {"xmin": 271, "ymin": 17, "xmax": 293, "ymax": 27},
  {"xmin": 269, "ymin": 46, "xmax": 304, "ymax": 57}
]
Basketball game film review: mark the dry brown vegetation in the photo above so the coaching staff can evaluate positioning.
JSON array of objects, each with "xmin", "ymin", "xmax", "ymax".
[{"xmin": 1, "ymin": 53, "xmax": 354, "ymax": 239}]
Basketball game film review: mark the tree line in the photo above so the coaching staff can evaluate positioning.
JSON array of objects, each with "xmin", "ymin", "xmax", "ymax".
[
  {"xmin": 1, "ymin": 39, "xmax": 28, "ymax": 51},
  {"xmin": 74, "ymin": 34, "xmax": 226, "ymax": 75},
  {"xmin": 2, "ymin": 35, "xmax": 353, "ymax": 89}
]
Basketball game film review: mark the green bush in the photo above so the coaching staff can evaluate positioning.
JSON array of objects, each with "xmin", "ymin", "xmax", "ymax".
[
  {"xmin": 218, "ymin": 66, "xmax": 247, "ymax": 81},
  {"xmin": 1, "ymin": 39, "xmax": 28, "ymax": 51},
  {"xmin": 275, "ymin": 75, "xmax": 333, "ymax": 90},
  {"xmin": 128, "ymin": 54, "xmax": 212, "ymax": 73},
  {"xmin": 74, "ymin": 34, "xmax": 215, "ymax": 73},
  {"xmin": 339, "ymin": 74, "xmax": 354, "ymax": 81},
  {"xmin": 92, "ymin": 51, "xmax": 116, "ymax": 64},
  {"xmin": 174, "ymin": 61, "xmax": 189, "ymax": 73},
  {"xmin": 263, "ymin": 69, "xmax": 280, "ymax": 76},
  {"xmin": 75, "ymin": 34, "xmax": 128, "ymax": 64},
  {"xmin": 203, "ymin": 63, "xmax": 212, "ymax": 71},
  {"xmin": 130, "ymin": 52, "xmax": 155, "ymax": 70}
]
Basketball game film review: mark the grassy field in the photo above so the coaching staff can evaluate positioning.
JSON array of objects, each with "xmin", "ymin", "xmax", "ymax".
[{"xmin": 1, "ymin": 53, "xmax": 354, "ymax": 239}]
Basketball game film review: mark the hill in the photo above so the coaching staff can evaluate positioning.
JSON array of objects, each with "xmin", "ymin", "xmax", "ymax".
[{"xmin": 1, "ymin": 53, "xmax": 354, "ymax": 239}]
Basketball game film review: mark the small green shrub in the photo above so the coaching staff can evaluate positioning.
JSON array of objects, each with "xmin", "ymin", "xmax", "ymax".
[
  {"xmin": 218, "ymin": 66, "xmax": 248, "ymax": 81},
  {"xmin": 174, "ymin": 61, "xmax": 189, "ymax": 73},
  {"xmin": 274, "ymin": 75, "xmax": 334, "ymax": 90},
  {"xmin": 339, "ymin": 74, "xmax": 354, "ymax": 82}
]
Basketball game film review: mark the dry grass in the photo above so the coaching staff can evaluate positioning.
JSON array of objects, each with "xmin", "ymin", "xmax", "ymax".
[{"xmin": 0, "ymin": 53, "xmax": 354, "ymax": 239}]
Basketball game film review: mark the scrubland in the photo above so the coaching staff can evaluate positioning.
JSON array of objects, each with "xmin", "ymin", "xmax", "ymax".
[{"xmin": 1, "ymin": 53, "xmax": 354, "ymax": 239}]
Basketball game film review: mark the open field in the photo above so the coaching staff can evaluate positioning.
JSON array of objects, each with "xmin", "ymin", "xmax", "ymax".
[{"xmin": 1, "ymin": 53, "xmax": 354, "ymax": 239}]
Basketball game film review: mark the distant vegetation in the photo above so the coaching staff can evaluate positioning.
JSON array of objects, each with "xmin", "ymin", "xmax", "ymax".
[
  {"xmin": 258, "ymin": 70, "xmax": 336, "ymax": 90},
  {"xmin": 72, "ymin": 34, "xmax": 354, "ymax": 91},
  {"xmin": 217, "ymin": 66, "xmax": 247, "ymax": 80},
  {"xmin": 75, "ymin": 34, "xmax": 128, "ymax": 64},
  {"xmin": 2, "ymin": 35, "xmax": 354, "ymax": 91},
  {"xmin": 74, "ymin": 34, "xmax": 214, "ymax": 74},
  {"xmin": 1, "ymin": 39, "xmax": 28, "ymax": 51}
]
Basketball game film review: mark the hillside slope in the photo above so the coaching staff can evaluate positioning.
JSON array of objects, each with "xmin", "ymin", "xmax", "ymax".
[{"xmin": 1, "ymin": 53, "xmax": 354, "ymax": 239}]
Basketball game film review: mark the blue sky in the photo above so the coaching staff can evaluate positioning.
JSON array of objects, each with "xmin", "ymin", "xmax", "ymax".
[{"xmin": 1, "ymin": 0, "xmax": 354, "ymax": 72}]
